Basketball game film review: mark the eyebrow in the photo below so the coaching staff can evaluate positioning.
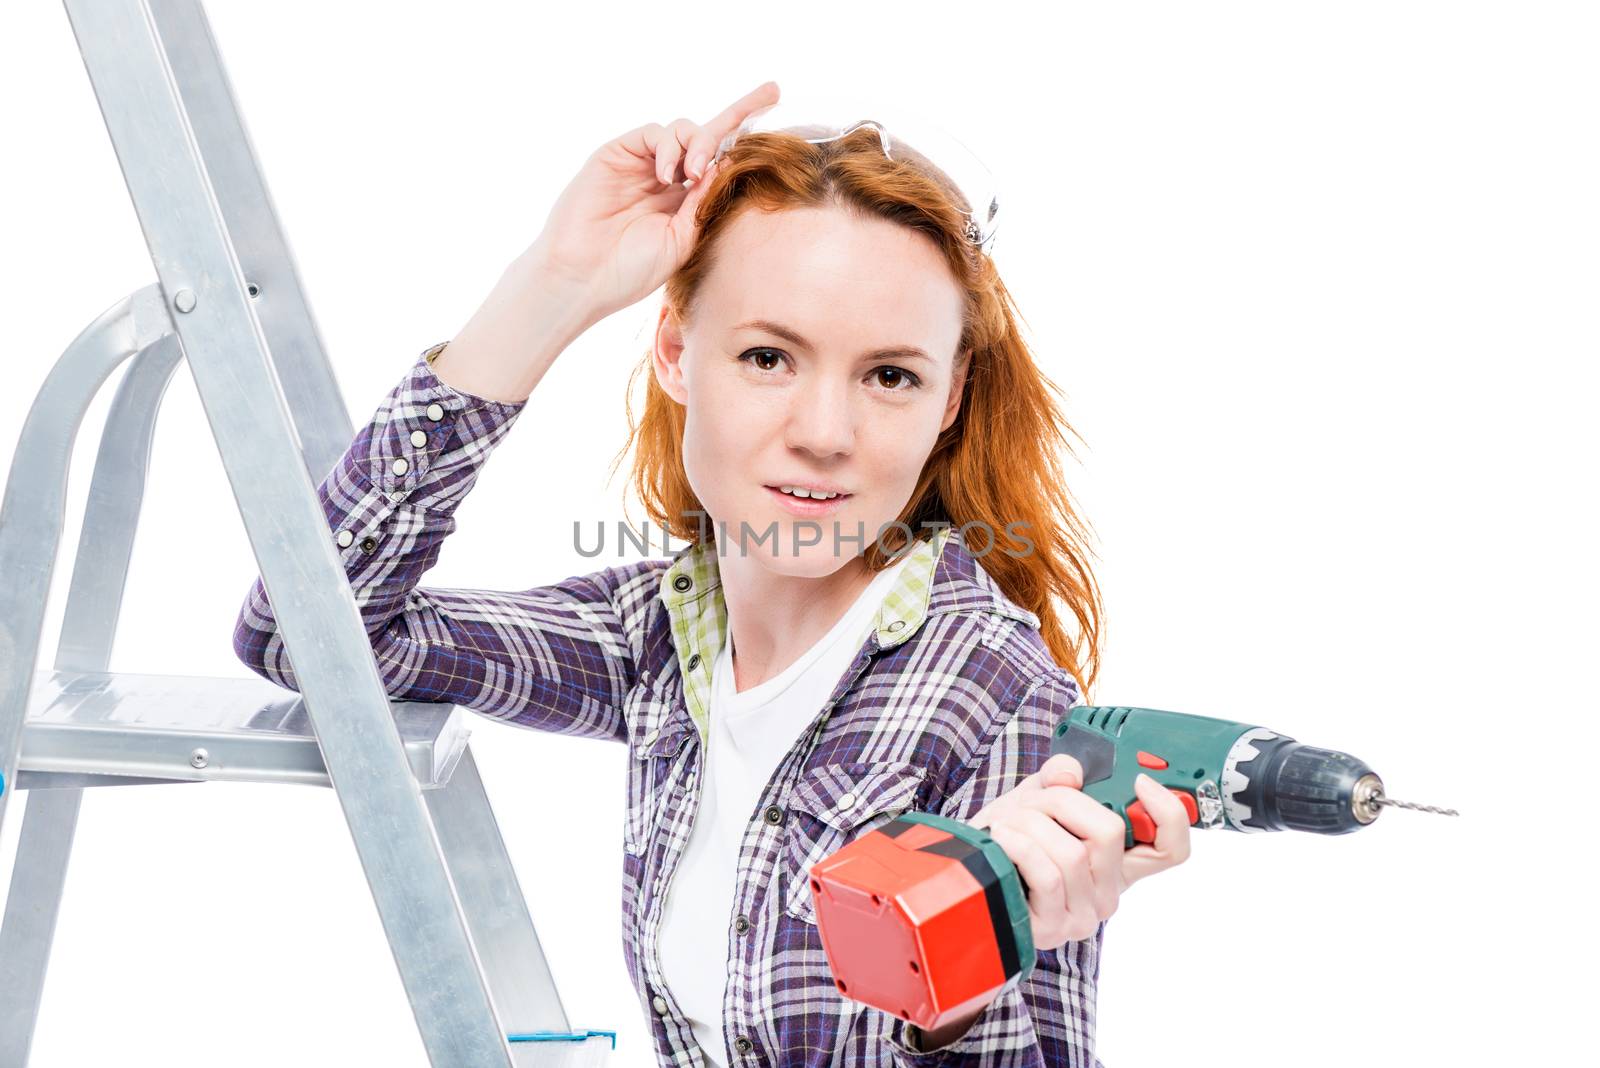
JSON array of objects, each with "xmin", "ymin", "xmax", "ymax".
[{"xmin": 733, "ymin": 319, "xmax": 936, "ymax": 363}]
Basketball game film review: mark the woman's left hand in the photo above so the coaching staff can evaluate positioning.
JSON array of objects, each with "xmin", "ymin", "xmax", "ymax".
[{"xmin": 969, "ymin": 752, "xmax": 1192, "ymax": 951}]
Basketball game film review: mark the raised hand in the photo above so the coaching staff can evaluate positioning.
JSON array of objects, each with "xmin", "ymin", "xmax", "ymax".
[{"xmin": 526, "ymin": 80, "xmax": 782, "ymax": 331}]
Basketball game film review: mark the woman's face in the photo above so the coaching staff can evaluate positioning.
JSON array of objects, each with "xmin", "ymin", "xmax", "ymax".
[{"xmin": 653, "ymin": 203, "xmax": 968, "ymax": 577}]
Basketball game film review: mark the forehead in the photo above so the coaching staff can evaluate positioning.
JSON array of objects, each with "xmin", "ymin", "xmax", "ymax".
[{"xmin": 698, "ymin": 205, "xmax": 964, "ymax": 350}]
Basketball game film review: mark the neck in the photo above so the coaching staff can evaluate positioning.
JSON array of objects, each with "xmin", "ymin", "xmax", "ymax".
[{"xmin": 716, "ymin": 548, "xmax": 876, "ymax": 694}]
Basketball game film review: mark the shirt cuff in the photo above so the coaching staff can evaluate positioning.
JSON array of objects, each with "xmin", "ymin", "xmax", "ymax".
[{"xmin": 350, "ymin": 340, "xmax": 527, "ymax": 510}]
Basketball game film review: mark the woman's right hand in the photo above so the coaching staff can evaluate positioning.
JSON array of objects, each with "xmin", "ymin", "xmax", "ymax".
[{"xmin": 526, "ymin": 81, "xmax": 782, "ymax": 330}]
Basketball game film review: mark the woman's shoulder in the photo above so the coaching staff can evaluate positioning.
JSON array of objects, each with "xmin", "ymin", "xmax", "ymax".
[{"xmin": 906, "ymin": 525, "xmax": 1057, "ymax": 676}]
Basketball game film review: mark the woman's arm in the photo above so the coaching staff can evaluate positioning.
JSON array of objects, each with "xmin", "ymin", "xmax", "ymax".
[
  {"xmin": 234, "ymin": 83, "xmax": 782, "ymax": 743},
  {"xmin": 427, "ymin": 248, "xmax": 596, "ymax": 405},
  {"xmin": 232, "ymin": 329, "xmax": 659, "ymax": 746},
  {"xmin": 883, "ymin": 671, "xmax": 1107, "ymax": 1068}
]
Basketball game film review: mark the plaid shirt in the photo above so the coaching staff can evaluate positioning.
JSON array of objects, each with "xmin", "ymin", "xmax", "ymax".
[{"xmin": 233, "ymin": 342, "xmax": 1106, "ymax": 1067}]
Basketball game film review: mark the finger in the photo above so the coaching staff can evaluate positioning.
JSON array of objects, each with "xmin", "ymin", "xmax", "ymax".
[
  {"xmin": 617, "ymin": 121, "xmax": 669, "ymax": 173},
  {"xmin": 690, "ymin": 80, "xmax": 781, "ymax": 175},
  {"xmin": 668, "ymin": 158, "xmax": 720, "ymax": 250},
  {"xmin": 1121, "ymin": 773, "xmax": 1194, "ymax": 886},
  {"xmin": 983, "ymin": 821, "xmax": 1066, "ymax": 941},
  {"xmin": 1037, "ymin": 752, "xmax": 1084, "ymax": 790},
  {"xmin": 680, "ymin": 124, "xmax": 717, "ymax": 181},
  {"xmin": 1015, "ymin": 808, "xmax": 1101, "ymax": 937},
  {"xmin": 1010, "ymin": 753, "xmax": 1082, "ymax": 797},
  {"xmin": 1136, "ymin": 774, "xmax": 1194, "ymax": 858},
  {"xmin": 656, "ymin": 118, "xmax": 697, "ymax": 186},
  {"xmin": 1031, "ymin": 786, "xmax": 1125, "ymax": 918}
]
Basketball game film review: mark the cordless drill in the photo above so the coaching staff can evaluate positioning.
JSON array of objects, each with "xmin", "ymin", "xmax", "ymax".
[{"xmin": 807, "ymin": 705, "xmax": 1457, "ymax": 1033}]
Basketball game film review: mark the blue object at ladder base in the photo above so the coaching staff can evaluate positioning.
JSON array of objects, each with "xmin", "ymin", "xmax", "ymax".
[{"xmin": 507, "ymin": 1030, "xmax": 616, "ymax": 1049}]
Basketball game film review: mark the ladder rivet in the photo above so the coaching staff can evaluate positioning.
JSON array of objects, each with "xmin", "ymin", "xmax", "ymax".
[
  {"xmin": 190, "ymin": 748, "xmax": 209, "ymax": 769},
  {"xmin": 173, "ymin": 289, "xmax": 197, "ymax": 313}
]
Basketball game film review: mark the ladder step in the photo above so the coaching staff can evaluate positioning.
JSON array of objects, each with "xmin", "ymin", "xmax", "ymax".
[
  {"xmin": 15, "ymin": 669, "xmax": 470, "ymax": 789},
  {"xmin": 506, "ymin": 1031, "xmax": 616, "ymax": 1067}
]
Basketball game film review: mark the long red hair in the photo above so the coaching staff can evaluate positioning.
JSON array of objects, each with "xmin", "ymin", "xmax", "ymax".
[{"xmin": 609, "ymin": 126, "xmax": 1106, "ymax": 698}]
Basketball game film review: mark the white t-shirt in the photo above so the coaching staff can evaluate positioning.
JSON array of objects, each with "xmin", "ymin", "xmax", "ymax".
[{"xmin": 656, "ymin": 552, "xmax": 914, "ymax": 1067}]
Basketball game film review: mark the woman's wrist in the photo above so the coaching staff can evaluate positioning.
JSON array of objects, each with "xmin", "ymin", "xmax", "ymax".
[{"xmin": 432, "ymin": 249, "xmax": 598, "ymax": 404}]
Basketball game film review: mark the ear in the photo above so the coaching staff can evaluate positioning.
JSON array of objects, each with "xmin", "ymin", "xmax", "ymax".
[
  {"xmin": 652, "ymin": 304, "xmax": 690, "ymax": 404},
  {"xmin": 939, "ymin": 347, "xmax": 971, "ymax": 433}
]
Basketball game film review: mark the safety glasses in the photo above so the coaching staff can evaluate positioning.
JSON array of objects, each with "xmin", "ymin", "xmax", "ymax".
[{"xmin": 710, "ymin": 96, "xmax": 1002, "ymax": 255}]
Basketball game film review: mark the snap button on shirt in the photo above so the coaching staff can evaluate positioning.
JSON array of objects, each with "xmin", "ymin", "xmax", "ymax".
[
  {"xmin": 409, "ymin": 429, "xmax": 428, "ymax": 447},
  {"xmin": 425, "ymin": 402, "xmax": 444, "ymax": 421}
]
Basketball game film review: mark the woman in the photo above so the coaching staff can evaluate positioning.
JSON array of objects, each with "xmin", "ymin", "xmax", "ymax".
[{"xmin": 234, "ymin": 81, "xmax": 1191, "ymax": 1066}]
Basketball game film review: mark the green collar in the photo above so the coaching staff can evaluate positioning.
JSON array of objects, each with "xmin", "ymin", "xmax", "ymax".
[{"xmin": 658, "ymin": 526, "xmax": 953, "ymax": 742}]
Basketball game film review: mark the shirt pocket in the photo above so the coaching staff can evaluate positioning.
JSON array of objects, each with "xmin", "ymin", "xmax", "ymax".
[
  {"xmin": 622, "ymin": 679, "xmax": 695, "ymax": 857},
  {"xmin": 781, "ymin": 760, "xmax": 930, "ymax": 925}
]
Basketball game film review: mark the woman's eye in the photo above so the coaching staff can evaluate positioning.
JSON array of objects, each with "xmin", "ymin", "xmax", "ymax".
[
  {"xmin": 738, "ymin": 348, "xmax": 787, "ymax": 372},
  {"xmin": 873, "ymin": 366, "xmax": 921, "ymax": 391}
]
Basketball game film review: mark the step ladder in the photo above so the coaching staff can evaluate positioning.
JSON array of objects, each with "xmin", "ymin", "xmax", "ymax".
[{"xmin": 0, "ymin": 1, "xmax": 614, "ymax": 1064}]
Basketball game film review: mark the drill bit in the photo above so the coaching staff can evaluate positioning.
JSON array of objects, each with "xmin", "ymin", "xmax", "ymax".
[
  {"xmin": 1351, "ymin": 774, "xmax": 1459, "ymax": 822},
  {"xmin": 1370, "ymin": 794, "xmax": 1459, "ymax": 817}
]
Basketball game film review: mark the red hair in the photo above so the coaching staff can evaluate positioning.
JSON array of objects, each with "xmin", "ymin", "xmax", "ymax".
[{"xmin": 610, "ymin": 126, "xmax": 1106, "ymax": 698}]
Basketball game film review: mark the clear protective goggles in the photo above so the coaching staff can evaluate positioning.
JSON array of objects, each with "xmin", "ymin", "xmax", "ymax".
[{"xmin": 709, "ymin": 94, "xmax": 1002, "ymax": 255}]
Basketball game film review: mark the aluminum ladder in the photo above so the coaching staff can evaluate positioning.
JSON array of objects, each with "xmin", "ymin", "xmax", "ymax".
[{"xmin": 0, "ymin": 1, "xmax": 612, "ymax": 1064}]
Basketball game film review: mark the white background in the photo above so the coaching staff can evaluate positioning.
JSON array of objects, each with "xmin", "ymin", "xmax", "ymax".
[{"xmin": 1, "ymin": 1, "xmax": 1593, "ymax": 1065}]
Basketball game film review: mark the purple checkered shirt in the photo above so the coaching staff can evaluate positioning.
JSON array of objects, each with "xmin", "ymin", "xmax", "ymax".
[{"xmin": 233, "ymin": 343, "xmax": 1106, "ymax": 1067}]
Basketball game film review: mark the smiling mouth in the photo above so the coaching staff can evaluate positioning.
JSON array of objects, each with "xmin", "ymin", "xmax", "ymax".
[{"xmin": 764, "ymin": 485, "xmax": 852, "ymax": 501}]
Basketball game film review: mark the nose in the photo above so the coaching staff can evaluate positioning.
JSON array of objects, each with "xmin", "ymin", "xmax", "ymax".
[{"xmin": 783, "ymin": 374, "xmax": 856, "ymax": 458}]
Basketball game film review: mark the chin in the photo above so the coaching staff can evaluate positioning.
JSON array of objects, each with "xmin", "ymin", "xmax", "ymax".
[{"xmin": 713, "ymin": 517, "xmax": 863, "ymax": 575}]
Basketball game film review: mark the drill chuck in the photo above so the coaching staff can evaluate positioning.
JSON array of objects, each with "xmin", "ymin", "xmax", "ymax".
[{"xmin": 1222, "ymin": 730, "xmax": 1383, "ymax": 834}]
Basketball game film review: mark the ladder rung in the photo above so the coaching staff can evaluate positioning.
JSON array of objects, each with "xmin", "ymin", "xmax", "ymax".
[{"xmin": 17, "ymin": 669, "xmax": 469, "ymax": 789}]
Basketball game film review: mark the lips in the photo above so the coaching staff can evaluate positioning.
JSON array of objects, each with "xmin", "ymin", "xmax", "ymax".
[{"xmin": 764, "ymin": 485, "xmax": 852, "ymax": 516}]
